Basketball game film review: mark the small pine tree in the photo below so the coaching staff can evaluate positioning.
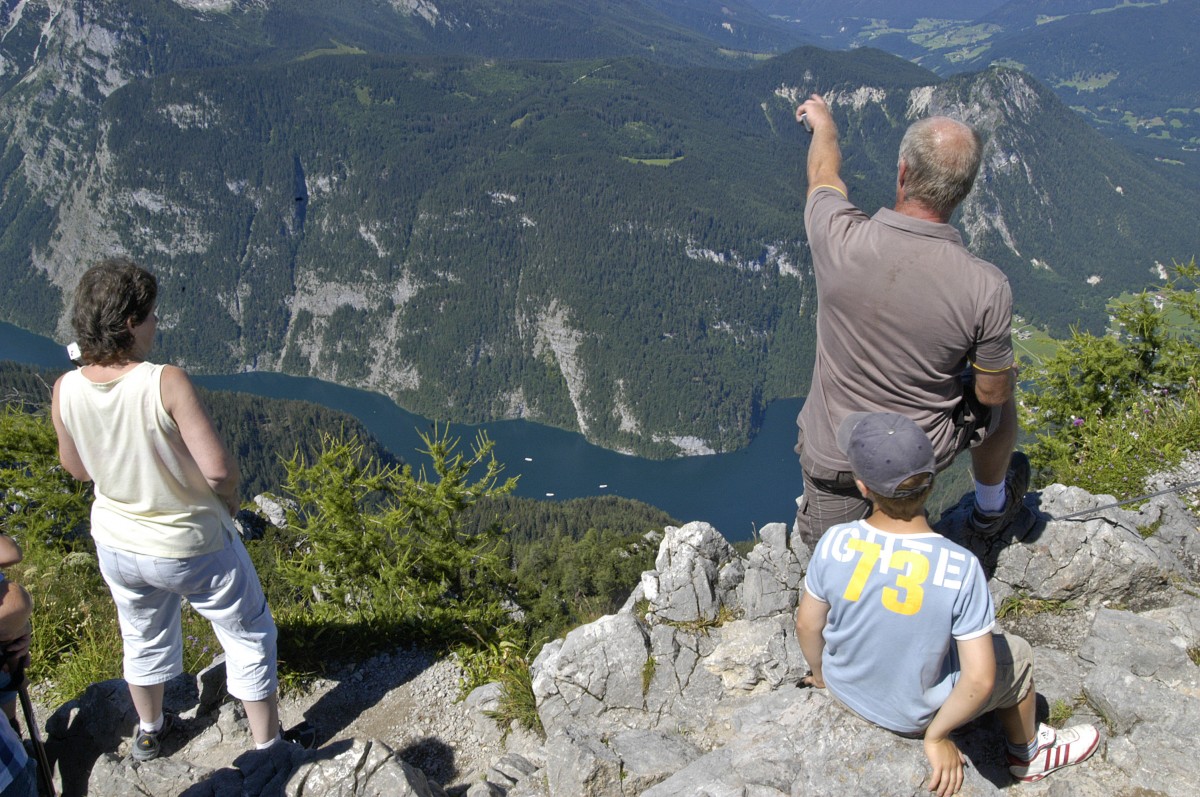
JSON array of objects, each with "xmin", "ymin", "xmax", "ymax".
[
  {"xmin": 276, "ymin": 425, "xmax": 518, "ymax": 657},
  {"xmin": 1020, "ymin": 257, "xmax": 1200, "ymax": 494}
]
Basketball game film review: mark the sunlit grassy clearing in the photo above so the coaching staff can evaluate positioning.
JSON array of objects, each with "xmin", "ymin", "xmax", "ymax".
[
  {"xmin": 1012, "ymin": 319, "xmax": 1060, "ymax": 365},
  {"xmin": 1089, "ymin": 1, "xmax": 1167, "ymax": 15},
  {"xmin": 296, "ymin": 41, "xmax": 367, "ymax": 61},
  {"xmin": 944, "ymin": 45, "xmax": 993, "ymax": 63},
  {"xmin": 717, "ymin": 49, "xmax": 773, "ymax": 61},
  {"xmin": 911, "ymin": 22, "xmax": 999, "ymax": 50},
  {"xmin": 621, "ymin": 156, "xmax": 685, "ymax": 167},
  {"xmin": 1057, "ymin": 71, "xmax": 1119, "ymax": 91}
]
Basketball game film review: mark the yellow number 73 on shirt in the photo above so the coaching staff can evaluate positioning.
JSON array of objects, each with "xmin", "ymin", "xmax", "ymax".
[{"xmin": 841, "ymin": 538, "xmax": 929, "ymax": 615}]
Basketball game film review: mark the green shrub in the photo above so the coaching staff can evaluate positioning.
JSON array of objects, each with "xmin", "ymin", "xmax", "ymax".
[
  {"xmin": 272, "ymin": 425, "xmax": 518, "ymax": 674},
  {"xmin": 641, "ymin": 655, "xmax": 656, "ymax": 696},
  {"xmin": 0, "ymin": 406, "xmax": 119, "ymax": 703},
  {"xmin": 1030, "ymin": 386, "xmax": 1200, "ymax": 499},
  {"xmin": 1021, "ymin": 258, "xmax": 1200, "ymax": 495},
  {"xmin": 0, "ymin": 405, "xmax": 93, "ymax": 552}
]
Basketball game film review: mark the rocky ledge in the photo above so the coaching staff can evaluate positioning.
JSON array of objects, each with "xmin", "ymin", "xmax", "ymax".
[{"xmin": 32, "ymin": 477, "xmax": 1200, "ymax": 796}]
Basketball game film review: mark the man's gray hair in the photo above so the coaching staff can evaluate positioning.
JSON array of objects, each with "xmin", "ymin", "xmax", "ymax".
[{"xmin": 898, "ymin": 116, "xmax": 983, "ymax": 218}]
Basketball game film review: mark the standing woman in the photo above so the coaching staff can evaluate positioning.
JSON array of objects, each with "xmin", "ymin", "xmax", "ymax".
[{"xmin": 51, "ymin": 258, "xmax": 284, "ymax": 761}]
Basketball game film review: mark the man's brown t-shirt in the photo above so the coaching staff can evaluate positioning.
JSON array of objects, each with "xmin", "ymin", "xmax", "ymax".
[{"xmin": 797, "ymin": 187, "xmax": 1014, "ymax": 473}]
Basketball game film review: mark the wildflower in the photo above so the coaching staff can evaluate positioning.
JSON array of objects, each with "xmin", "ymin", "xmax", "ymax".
[{"xmin": 1072, "ymin": 418, "xmax": 1085, "ymax": 427}]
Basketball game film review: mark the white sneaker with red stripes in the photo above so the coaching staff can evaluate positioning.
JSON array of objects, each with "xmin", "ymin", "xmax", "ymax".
[{"xmin": 1008, "ymin": 722, "xmax": 1100, "ymax": 782}]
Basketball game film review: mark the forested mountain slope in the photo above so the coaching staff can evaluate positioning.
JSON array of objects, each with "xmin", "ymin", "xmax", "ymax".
[
  {"xmin": 950, "ymin": 0, "xmax": 1200, "ymax": 173},
  {"xmin": 0, "ymin": 2, "xmax": 1196, "ymax": 457}
]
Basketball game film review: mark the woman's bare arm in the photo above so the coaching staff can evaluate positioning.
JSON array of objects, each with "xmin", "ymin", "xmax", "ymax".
[
  {"xmin": 160, "ymin": 365, "xmax": 240, "ymax": 515},
  {"xmin": 51, "ymin": 375, "xmax": 92, "ymax": 482}
]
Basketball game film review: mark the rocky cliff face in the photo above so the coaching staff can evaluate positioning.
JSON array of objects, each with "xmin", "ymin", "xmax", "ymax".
[{"xmin": 38, "ymin": 472, "xmax": 1200, "ymax": 796}]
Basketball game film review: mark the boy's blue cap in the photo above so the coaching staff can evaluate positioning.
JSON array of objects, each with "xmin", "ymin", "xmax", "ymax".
[{"xmin": 836, "ymin": 412, "xmax": 935, "ymax": 498}]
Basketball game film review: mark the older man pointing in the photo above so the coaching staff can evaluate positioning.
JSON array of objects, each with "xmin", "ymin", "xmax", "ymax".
[{"xmin": 792, "ymin": 94, "xmax": 1030, "ymax": 548}]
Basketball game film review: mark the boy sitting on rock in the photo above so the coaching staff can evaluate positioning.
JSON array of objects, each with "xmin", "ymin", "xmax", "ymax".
[{"xmin": 794, "ymin": 412, "xmax": 1098, "ymax": 796}]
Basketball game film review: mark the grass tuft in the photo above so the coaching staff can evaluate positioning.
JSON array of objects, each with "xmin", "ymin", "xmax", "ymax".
[
  {"xmin": 663, "ymin": 605, "xmax": 738, "ymax": 635},
  {"xmin": 996, "ymin": 593, "xmax": 1074, "ymax": 621},
  {"xmin": 642, "ymin": 655, "xmax": 657, "ymax": 696},
  {"xmin": 1047, "ymin": 697, "xmax": 1077, "ymax": 728}
]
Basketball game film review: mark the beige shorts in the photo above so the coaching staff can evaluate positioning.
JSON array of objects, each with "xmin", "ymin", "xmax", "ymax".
[{"xmin": 971, "ymin": 631, "xmax": 1035, "ymax": 719}]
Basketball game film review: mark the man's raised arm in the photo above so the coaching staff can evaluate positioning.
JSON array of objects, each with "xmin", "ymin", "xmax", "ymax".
[{"xmin": 797, "ymin": 94, "xmax": 847, "ymax": 199}]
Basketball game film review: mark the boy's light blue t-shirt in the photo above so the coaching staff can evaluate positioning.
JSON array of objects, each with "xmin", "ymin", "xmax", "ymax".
[{"xmin": 804, "ymin": 519, "xmax": 995, "ymax": 734}]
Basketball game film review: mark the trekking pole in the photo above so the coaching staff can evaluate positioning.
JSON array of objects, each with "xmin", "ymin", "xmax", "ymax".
[
  {"xmin": 11, "ymin": 661, "xmax": 55, "ymax": 797},
  {"xmin": 1052, "ymin": 478, "xmax": 1200, "ymax": 522}
]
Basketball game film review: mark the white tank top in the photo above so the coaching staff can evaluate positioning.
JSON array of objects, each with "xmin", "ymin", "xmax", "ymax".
[{"xmin": 57, "ymin": 362, "xmax": 228, "ymax": 557}]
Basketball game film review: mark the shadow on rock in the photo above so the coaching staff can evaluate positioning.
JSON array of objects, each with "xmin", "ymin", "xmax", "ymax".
[
  {"xmin": 397, "ymin": 736, "xmax": 456, "ymax": 786},
  {"xmin": 933, "ymin": 490, "xmax": 1045, "ymax": 581},
  {"xmin": 291, "ymin": 644, "xmax": 435, "ymax": 746},
  {"xmin": 45, "ymin": 673, "xmax": 200, "ymax": 797},
  {"xmin": 178, "ymin": 738, "xmax": 319, "ymax": 797}
]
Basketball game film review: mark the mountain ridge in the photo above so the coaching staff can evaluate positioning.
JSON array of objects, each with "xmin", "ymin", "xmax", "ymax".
[{"xmin": 1, "ymin": 2, "xmax": 1196, "ymax": 457}]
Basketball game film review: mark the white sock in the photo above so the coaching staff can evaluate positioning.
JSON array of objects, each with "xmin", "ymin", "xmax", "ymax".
[
  {"xmin": 140, "ymin": 714, "xmax": 164, "ymax": 734},
  {"xmin": 255, "ymin": 731, "xmax": 283, "ymax": 750},
  {"xmin": 974, "ymin": 480, "xmax": 1006, "ymax": 514}
]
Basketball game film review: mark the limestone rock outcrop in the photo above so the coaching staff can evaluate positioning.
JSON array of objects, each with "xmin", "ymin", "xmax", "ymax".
[{"xmin": 33, "ymin": 482, "xmax": 1200, "ymax": 796}]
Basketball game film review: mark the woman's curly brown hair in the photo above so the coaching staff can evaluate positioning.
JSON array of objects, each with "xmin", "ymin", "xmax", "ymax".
[{"xmin": 70, "ymin": 257, "xmax": 157, "ymax": 366}]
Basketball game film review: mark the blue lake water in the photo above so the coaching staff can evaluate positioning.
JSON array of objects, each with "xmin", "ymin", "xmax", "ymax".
[{"xmin": 1, "ymin": 320, "xmax": 804, "ymax": 542}]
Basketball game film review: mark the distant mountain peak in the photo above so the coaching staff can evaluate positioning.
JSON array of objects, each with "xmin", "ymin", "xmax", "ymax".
[
  {"xmin": 386, "ymin": 0, "xmax": 448, "ymax": 27},
  {"xmin": 170, "ymin": 0, "xmax": 265, "ymax": 12}
]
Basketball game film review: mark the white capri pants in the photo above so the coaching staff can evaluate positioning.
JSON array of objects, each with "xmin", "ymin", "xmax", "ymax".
[{"xmin": 95, "ymin": 532, "xmax": 278, "ymax": 702}]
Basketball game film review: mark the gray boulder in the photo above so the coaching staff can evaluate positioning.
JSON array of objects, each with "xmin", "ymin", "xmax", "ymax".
[
  {"xmin": 936, "ymin": 484, "xmax": 1185, "ymax": 609},
  {"xmin": 464, "ymin": 682, "xmax": 506, "ymax": 747},
  {"xmin": 641, "ymin": 522, "xmax": 742, "ymax": 624},
  {"xmin": 641, "ymin": 689, "xmax": 984, "ymax": 797},
  {"xmin": 532, "ymin": 611, "xmax": 652, "ymax": 737},
  {"xmin": 544, "ymin": 727, "xmax": 625, "ymax": 797},
  {"xmin": 535, "ymin": 520, "xmax": 812, "ymax": 741},
  {"xmin": 286, "ymin": 739, "xmax": 445, "ymax": 797},
  {"xmin": 740, "ymin": 522, "xmax": 808, "ymax": 621},
  {"xmin": 485, "ymin": 751, "xmax": 539, "ymax": 791},
  {"xmin": 541, "ymin": 727, "xmax": 703, "ymax": 797},
  {"xmin": 253, "ymin": 493, "xmax": 294, "ymax": 528},
  {"xmin": 1079, "ymin": 601, "xmax": 1200, "ymax": 795},
  {"xmin": 88, "ymin": 752, "xmax": 222, "ymax": 797},
  {"xmin": 702, "ymin": 615, "xmax": 805, "ymax": 693},
  {"xmin": 606, "ymin": 729, "xmax": 703, "ymax": 793}
]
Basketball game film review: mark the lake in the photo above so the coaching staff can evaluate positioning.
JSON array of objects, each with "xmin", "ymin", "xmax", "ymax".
[{"xmin": 0, "ymin": 320, "xmax": 804, "ymax": 542}]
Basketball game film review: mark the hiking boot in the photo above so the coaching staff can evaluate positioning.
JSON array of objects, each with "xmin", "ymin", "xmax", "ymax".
[
  {"xmin": 968, "ymin": 451, "xmax": 1031, "ymax": 537},
  {"xmin": 1008, "ymin": 723, "xmax": 1100, "ymax": 782},
  {"xmin": 282, "ymin": 721, "xmax": 317, "ymax": 749},
  {"xmin": 131, "ymin": 713, "xmax": 175, "ymax": 762}
]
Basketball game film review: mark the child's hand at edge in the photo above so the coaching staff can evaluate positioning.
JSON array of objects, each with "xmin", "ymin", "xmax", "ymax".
[{"xmin": 923, "ymin": 735, "xmax": 966, "ymax": 797}]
